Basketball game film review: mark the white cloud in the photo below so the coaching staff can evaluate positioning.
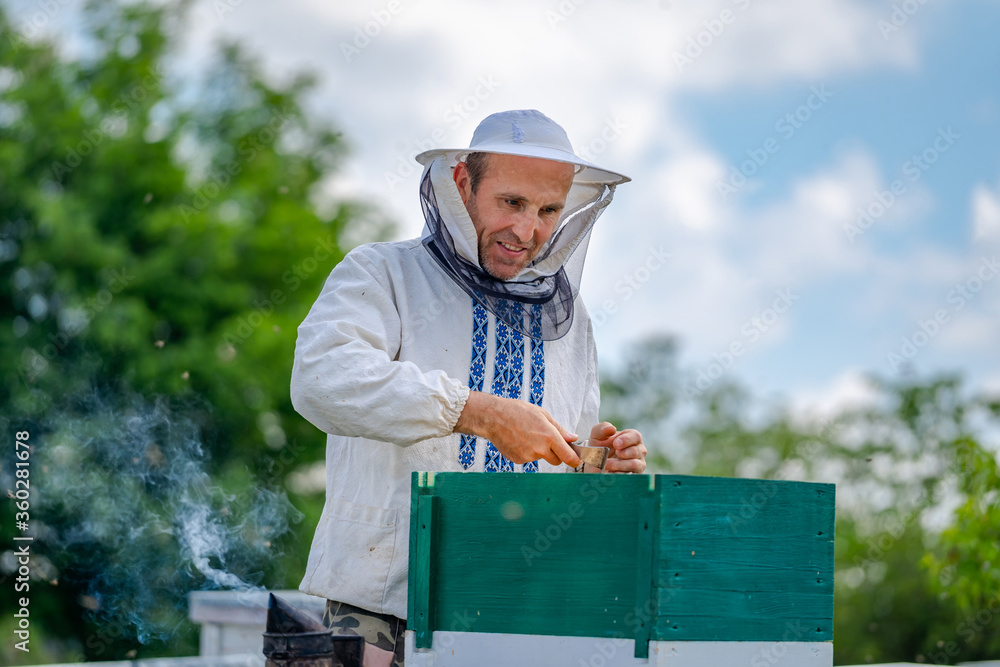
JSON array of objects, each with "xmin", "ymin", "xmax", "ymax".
[
  {"xmin": 982, "ymin": 373, "xmax": 1000, "ymax": 396},
  {"xmin": 789, "ymin": 368, "xmax": 882, "ymax": 423},
  {"xmin": 660, "ymin": 0, "xmax": 919, "ymax": 89},
  {"xmin": 844, "ymin": 248, "xmax": 974, "ymax": 363},
  {"xmin": 584, "ymin": 148, "xmax": 888, "ymax": 367},
  {"xmin": 743, "ymin": 149, "xmax": 881, "ymax": 283},
  {"xmin": 652, "ymin": 150, "xmax": 729, "ymax": 231},
  {"xmin": 937, "ymin": 312, "xmax": 1000, "ymax": 350},
  {"xmin": 972, "ymin": 180, "xmax": 1000, "ymax": 242}
]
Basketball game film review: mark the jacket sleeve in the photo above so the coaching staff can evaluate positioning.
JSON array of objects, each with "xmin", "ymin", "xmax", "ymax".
[{"xmin": 290, "ymin": 247, "xmax": 470, "ymax": 446}]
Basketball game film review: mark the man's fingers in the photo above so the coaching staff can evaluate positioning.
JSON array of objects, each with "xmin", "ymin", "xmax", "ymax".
[
  {"xmin": 602, "ymin": 428, "xmax": 645, "ymax": 472},
  {"xmin": 541, "ymin": 450, "xmax": 563, "ymax": 466},
  {"xmin": 545, "ymin": 412, "xmax": 578, "ymax": 444},
  {"xmin": 611, "ymin": 429, "xmax": 643, "ymax": 450},
  {"xmin": 590, "ymin": 421, "xmax": 617, "ymax": 440},
  {"xmin": 606, "ymin": 457, "xmax": 646, "ymax": 474},
  {"xmin": 613, "ymin": 444, "xmax": 647, "ymax": 461},
  {"xmin": 541, "ymin": 412, "xmax": 580, "ymax": 466},
  {"xmin": 553, "ymin": 439, "xmax": 582, "ymax": 468}
]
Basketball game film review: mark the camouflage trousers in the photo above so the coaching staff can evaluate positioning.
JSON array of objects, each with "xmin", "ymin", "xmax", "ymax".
[{"xmin": 323, "ymin": 599, "xmax": 406, "ymax": 667}]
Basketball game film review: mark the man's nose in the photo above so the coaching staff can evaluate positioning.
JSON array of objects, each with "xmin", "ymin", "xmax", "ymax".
[{"xmin": 510, "ymin": 211, "xmax": 540, "ymax": 242}]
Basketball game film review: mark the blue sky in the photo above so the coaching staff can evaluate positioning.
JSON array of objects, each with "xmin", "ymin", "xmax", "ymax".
[
  {"xmin": 15, "ymin": 0, "xmax": 1000, "ymax": 415},
  {"xmin": 181, "ymin": 0, "xmax": 1000, "ymax": 415}
]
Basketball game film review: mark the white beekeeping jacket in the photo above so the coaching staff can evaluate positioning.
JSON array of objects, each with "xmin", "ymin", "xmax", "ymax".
[{"xmin": 291, "ymin": 158, "xmax": 603, "ymax": 619}]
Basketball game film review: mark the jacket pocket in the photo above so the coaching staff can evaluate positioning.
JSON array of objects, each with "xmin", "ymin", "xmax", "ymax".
[{"xmin": 318, "ymin": 497, "xmax": 398, "ymax": 609}]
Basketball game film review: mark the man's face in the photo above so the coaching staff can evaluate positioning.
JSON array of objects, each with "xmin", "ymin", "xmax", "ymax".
[{"xmin": 453, "ymin": 154, "xmax": 575, "ymax": 281}]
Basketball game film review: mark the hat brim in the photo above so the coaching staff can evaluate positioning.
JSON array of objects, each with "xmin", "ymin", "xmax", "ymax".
[{"xmin": 415, "ymin": 144, "xmax": 630, "ymax": 186}]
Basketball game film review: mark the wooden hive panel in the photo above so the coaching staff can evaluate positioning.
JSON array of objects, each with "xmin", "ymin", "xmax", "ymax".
[
  {"xmin": 409, "ymin": 472, "xmax": 655, "ymax": 646},
  {"xmin": 408, "ymin": 472, "xmax": 835, "ymax": 656},
  {"xmin": 653, "ymin": 475, "xmax": 835, "ymax": 642}
]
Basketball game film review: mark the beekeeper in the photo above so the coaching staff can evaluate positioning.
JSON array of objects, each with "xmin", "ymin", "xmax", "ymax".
[{"xmin": 290, "ymin": 109, "xmax": 646, "ymax": 664}]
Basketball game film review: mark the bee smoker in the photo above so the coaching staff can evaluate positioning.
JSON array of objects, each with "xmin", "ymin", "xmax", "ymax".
[{"xmin": 263, "ymin": 593, "xmax": 364, "ymax": 667}]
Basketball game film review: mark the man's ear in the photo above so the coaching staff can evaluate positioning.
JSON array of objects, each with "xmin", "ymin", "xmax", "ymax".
[{"xmin": 453, "ymin": 162, "xmax": 472, "ymax": 206}]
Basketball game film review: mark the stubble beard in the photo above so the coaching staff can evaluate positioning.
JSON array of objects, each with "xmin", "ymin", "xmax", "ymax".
[{"xmin": 468, "ymin": 193, "xmax": 537, "ymax": 281}]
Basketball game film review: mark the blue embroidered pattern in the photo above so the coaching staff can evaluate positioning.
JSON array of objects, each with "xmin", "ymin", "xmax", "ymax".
[
  {"xmin": 523, "ymin": 304, "xmax": 545, "ymax": 473},
  {"xmin": 460, "ymin": 299, "xmax": 546, "ymax": 473},
  {"xmin": 485, "ymin": 300, "xmax": 523, "ymax": 472},
  {"xmin": 458, "ymin": 302, "xmax": 488, "ymax": 469}
]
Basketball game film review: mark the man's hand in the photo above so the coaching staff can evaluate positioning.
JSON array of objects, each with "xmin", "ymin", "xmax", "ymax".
[
  {"xmin": 454, "ymin": 392, "xmax": 582, "ymax": 467},
  {"xmin": 588, "ymin": 422, "xmax": 646, "ymax": 473}
]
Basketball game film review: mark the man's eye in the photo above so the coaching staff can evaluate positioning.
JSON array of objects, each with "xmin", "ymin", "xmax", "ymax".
[{"xmin": 505, "ymin": 199, "xmax": 521, "ymax": 208}]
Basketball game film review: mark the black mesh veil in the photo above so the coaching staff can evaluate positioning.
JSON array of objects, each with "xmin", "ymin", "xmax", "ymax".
[{"xmin": 418, "ymin": 157, "xmax": 620, "ymax": 341}]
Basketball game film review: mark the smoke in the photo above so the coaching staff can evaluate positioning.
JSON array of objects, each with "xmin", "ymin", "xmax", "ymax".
[{"xmin": 32, "ymin": 390, "xmax": 303, "ymax": 643}]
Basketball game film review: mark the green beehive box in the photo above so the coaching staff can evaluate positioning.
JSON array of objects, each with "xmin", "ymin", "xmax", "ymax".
[{"xmin": 407, "ymin": 472, "xmax": 834, "ymax": 659}]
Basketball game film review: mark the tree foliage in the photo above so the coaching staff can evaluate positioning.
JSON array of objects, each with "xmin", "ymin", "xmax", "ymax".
[{"xmin": 1, "ymin": 1, "xmax": 366, "ymax": 661}]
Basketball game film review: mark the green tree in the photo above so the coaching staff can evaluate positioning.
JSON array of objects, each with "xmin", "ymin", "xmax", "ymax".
[{"xmin": 1, "ymin": 1, "xmax": 374, "ymax": 661}]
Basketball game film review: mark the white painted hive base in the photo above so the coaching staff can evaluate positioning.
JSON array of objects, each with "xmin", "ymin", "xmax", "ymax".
[{"xmin": 404, "ymin": 630, "xmax": 833, "ymax": 666}]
